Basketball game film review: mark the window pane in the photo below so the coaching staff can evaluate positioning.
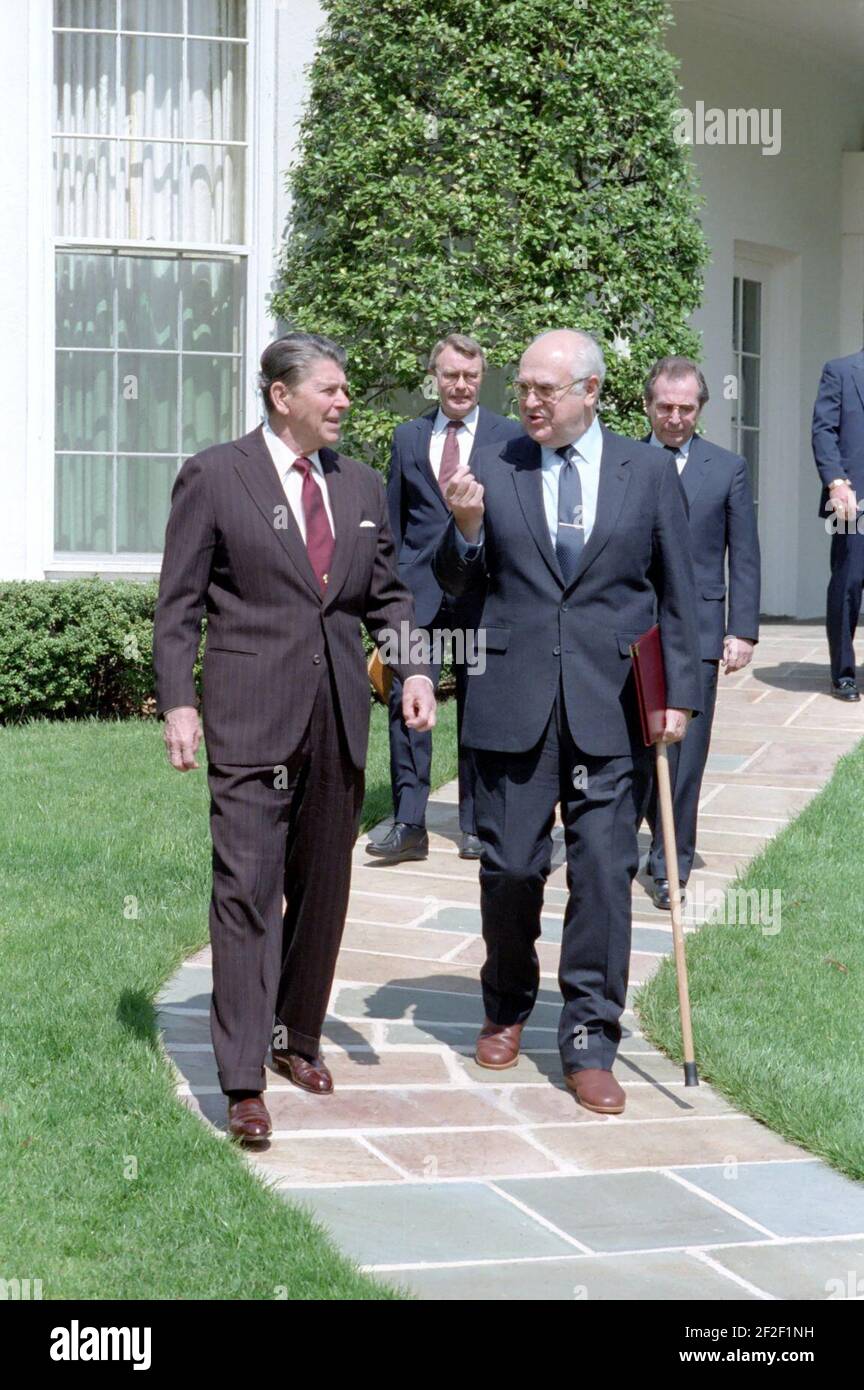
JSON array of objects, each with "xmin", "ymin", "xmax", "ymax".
[
  {"xmin": 118, "ymin": 255, "xmax": 178, "ymax": 348},
  {"xmin": 55, "ymin": 1, "xmax": 117, "ymax": 31},
  {"xmin": 55, "ymin": 138, "xmax": 115, "ymax": 236},
  {"xmin": 740, "ymin": 355, "xmax": 760, "ymax": 428},
  {"xmin": 732, "ymin": 276, "xmax": 740, "ymax": 353},
  {"xmin": 56, "ymin": 252, "xmax": 114, "ymax": 349},
  {"xmin": 742, "ymin": 279, "xmax": 761, "ymax": 354},
  {"xmin": 55, "ymin": 350, "xmax": 114, "ymax": 451},
  {"xmin": 117, "ymin": 139, "xmax": 181, "ymax": 239},
  {"xmin": 741, "ymin": 431, "xmax": 759, "ymax": 507},
  {"xmin": 184, "ymin": 143, "xmax": 244, "ymax": 242},
  {"xmin": 116, "ymin": 456, "xmax": 176, "ymax": 551},
  {"xmin": 182, "ymin": 355, "xmax": 239, "ymax": 452},
  {"xmin": 186, "ymin": 40, "xmax": 245, "ymax": 142},
  {"xmin": 54, "ymin": 32, "xmax": 116, "ymax": 133},
  {"xmin": 181, "ymin": 257, "xmax": 243, "ymax": 352},
  {"xmin": 55, "ymin": 456, "xmax": 113, "ymax": 552},
  {"xmin": 121, "ymin": 0, "xmax": 182, "ymax": 33},
  {"xmin": 121, "ymin": 35, "xmax": 181, "ymax": 137},
  {"xmin": 188, "ymin": 0, "xmax": 246, "ymax": 38},
  {"xmin": 117, "ymin": 352, "xmax": 178, "ymax": 452}
]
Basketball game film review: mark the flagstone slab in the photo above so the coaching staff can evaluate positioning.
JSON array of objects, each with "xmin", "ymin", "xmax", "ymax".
[
  {"xmin": 341, "ymin": 921, "xmax": 467, "ymax": 960},
  {"xmin": 381, "ymin": 1250, "xmax": 758, "ymax": 1301},
  {"xmin": 673, "ymin": 1162, "xmax": 864, "ymax": 1238},
  {"xmin": 294, "ymin": 1182, "xmax": 577, "ymax": 1266},
  {"xmin": 370, "ymin": 1128, "xmax": 562, "ymax": 1180},
  {"xmin": 250, "ymin": 1137, "xmax": 398, "ymax": 1185},
  {"xmin": 251, "ymin": 1085, "xmax": 514, "ymax": 1135},
  {"xmin": 494, "ymin": 1172, "xmax": 762, "ymax": 1251},
  {"xmin": 534, "ymin": 1118, "xmax": 804, "ymax": 1173},
  {"xmin": 705, "ymin": 1238, "xmax": 864, "ymax": 1301}
]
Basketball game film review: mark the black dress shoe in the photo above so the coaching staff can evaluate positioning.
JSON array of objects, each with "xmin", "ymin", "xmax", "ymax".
[
  {"xmin": 831, "ymin": 679, "xmax": 860, "ymax": 702},
  {"xmin": 459, "ymin": 832, "xmax": 482, "ymax": 860},
  {"xmin": 366, "ymin": 822, "xmax": 429, "ymax": 862},
  {"xmin": 651, "ymin": 877, "xmax": 687, "ymax": 911}
]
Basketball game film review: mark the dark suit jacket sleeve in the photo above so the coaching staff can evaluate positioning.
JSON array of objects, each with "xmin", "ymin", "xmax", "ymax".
[
  {"xmin": 432, "ymin": 513, "xmax": 487, "ymax": 598},
  {"xmin": 726, "ymin": 457, "xmax": 761, "ymax": 644},
  {"xmin": 153, "ymin": 453, "xmax": 216, "ymax": 715},
  {"xmin": 364, "ymin": 472, "xmax": 431, "ymax": 684},
  {"xmin": 386, "ymin": 433, "xmax": 404, "ymax": 550},
  {"xmin": 811, "ymin": 362, "xmax": 845, "ymax": 486},
  {"xmin": 651, "ymin": 455, "xmax": 704, "ymax": 716}
]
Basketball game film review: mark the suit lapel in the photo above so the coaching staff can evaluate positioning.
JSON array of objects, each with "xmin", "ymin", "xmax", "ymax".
[
  {"xmin": 562, "ymin": 428, "xmax": 632, "ymax": 591},
  {"xmin": 679, "ymin": 434, "xmax": 711, "ymax": 508},
  {"xmin": 232, "ymin": 425, "xmax": 321, "ymax": 600},
  {"xmin": 853, "ymin": 362, "xmax": 864, "ymax": 414},
  {"xmin": 511, "ymin": 439, "xmax": 565, "ymax": 587},
  {"xmin": 320, "ymin": 449, "xmax": 359, "ymax": 610},
  {"xmin": 413, "ymin": 411, "xmax": 446, "ymax": 510}
]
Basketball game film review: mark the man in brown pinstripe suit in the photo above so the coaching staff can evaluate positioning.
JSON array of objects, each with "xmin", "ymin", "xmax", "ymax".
[{"xmin": 153, "ymin": 333, "xmax": 435, "ymax": 1143}]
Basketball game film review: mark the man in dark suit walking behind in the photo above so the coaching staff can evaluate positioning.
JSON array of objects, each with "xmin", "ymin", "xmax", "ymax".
[
  {"xmin": 368, "ymin": 333, "xmax": 521, "ymax": 863},
  {"xmin": 811, "ymin": 347, "xmax": 864, "ymax": 700},
  {"xmin": 642, "ymin": 356, "xmax": 761, "ymax": 910},
  {"xmin": 434, "ymin": 330, "xmax": 703, "ymax": 1115},
  {"xmin": 154, "ymin": 333, "xmax": 435, "ymax": 1142}
]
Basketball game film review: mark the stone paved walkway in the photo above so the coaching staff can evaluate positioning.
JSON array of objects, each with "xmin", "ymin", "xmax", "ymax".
[{"xmin": 159, "ymin": 623, "xmax": 864, "ymax": 1300}]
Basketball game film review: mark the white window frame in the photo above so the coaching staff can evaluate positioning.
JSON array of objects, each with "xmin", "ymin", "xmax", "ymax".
[{"xmin": 41, "ymin": 0, "xmax": 277, "ymax": 578}]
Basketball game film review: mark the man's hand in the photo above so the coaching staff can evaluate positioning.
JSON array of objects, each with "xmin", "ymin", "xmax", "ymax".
[
  {"xmin": 444, "ymin": 464, "xmax": 485, "ymax": 543},
  {"xmin": 828, "ymin": 481, "xmax": 857, "ymax": 524},
  {"xmin": 722, "ymin": 636, "xmax": 755, "ymax": 674},
  {"xmin": 164, "ymin": 705, "xmax": 202, "ymax": 771},
  {"xmin": 658, "ymin": 708, "xmax": 691, "ymax": 745},
  {"xmin": 402, "ymin": 676, "xmax": 437, "ymax": 732}
]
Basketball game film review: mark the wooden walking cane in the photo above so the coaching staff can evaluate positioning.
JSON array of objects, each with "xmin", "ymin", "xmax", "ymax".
[{"xmin": 630, "ymin": 626, "xmax": 699, "ymax": 1086}]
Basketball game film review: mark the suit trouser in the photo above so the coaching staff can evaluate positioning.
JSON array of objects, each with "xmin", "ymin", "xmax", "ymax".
[
  {"xmin": 388, "ymin": 616, "xmax": 476, "ymax": 832},
  {"xmin": 827, "ymin": 527, "xmax": 864, "ymax": 683},
  {"xmin": 207, "ymin": 663, "xmax": 364, "ymax": 1093},
  {"xmin": 472, "ymin": 680, "xmax": 649, "ymax": 1074},
  {"xmin": 646, "ymin": 658, "xmax": 719, "ymax": 883}
]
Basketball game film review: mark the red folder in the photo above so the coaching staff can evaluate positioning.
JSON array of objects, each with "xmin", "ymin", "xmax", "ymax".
[{"xmin": 630, "ymin": 624, "xmax": 667, "ymax": 746}]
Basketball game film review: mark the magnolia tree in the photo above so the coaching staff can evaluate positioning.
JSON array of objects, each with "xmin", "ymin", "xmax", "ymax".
[{"xmin": 273, "ymin": 0, "xmax": 708, "ymax": 464}]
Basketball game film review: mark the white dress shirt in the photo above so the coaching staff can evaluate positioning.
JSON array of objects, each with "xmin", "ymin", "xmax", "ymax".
[
  {"xmin": 649, "ymin": 430, "xmax": 692, "ymax": 475},
  {"xmin": 540, "ymin": 413, "xmax": 604, "ymax": 546},
  {"xmin": 429, "ymin": 405, "xmax": 479, "ymax": 480},
  {"xmin": 263, "ymin": 419, "xmax": 336, "ymax": 541}
]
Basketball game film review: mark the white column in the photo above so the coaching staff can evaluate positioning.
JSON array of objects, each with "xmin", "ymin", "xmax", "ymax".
[
  {"xmin": 0, "ymin": 2, "xmax": 53, "ymax": 579},
  {"xmin": 840, "ymin": 152, "xmax": 864, "ymax": 356}
]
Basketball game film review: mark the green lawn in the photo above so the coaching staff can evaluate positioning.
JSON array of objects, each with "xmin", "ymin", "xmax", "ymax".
[
  {"xmin": 637, "ymin": 740, "xmax": 864, "ymax": 1182},
  {"xmin": 0, "ymin": 701, "xmax": 458, "ymax": 1300}
]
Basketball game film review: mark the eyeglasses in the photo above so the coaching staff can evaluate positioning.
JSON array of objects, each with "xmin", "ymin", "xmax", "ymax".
[
  {"xmin": 512, "ymin": 376, "xmax": 591, "ymax": 403},
  {"xmin": 438, "ymin": 370, "xmax": 481, "ymax": 385},
  {"xmin": 653, "ymin": 402, "xmax": 699, "ymax": 419}
]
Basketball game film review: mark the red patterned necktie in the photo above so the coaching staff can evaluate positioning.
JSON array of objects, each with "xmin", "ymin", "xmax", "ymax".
[
  {"xmin": 293, "ymin": 456, "xmax": 335, "ymax": 593},
  {"xmin": 437, "ymin": 420, "xmax": 462, "ymax": 503}
]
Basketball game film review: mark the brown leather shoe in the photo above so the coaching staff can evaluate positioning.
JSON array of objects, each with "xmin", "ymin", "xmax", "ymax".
[
  {"xmin": 474, "ymin": 1019, "xmax": 523, "ymax": 1070},
  {"xmin": 226, "ymin": 1094, "xmax": 272, "ymax": 1143},
  {"xmin": 564, "ymin": 1068, "xmax": 626, "ymax": 1115},
  {"xmin": 272, "ymin": 1049, "xmax": 334, "ymax": 1095}
]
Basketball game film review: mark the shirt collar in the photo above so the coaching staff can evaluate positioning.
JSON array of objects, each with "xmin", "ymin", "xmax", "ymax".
[
  {"xmin": 541, "ymin": 413, "xmax": 604, "ymax": 469},
  {"xmin": 649, "ymin": 430, "xmax": 693, "ymax": 460},
  {"xmin": 433, "ymin": 405, "xmax": 479, "ymax": 436},
  {"xmin": 263, "ymin": 418, "xmax": 323, "ymax": 473}
]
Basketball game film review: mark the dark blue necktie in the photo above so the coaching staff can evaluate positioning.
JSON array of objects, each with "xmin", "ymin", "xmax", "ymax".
[{"xmin": 556, "ymin": 445, "xmax": 584, "ymax": 583}]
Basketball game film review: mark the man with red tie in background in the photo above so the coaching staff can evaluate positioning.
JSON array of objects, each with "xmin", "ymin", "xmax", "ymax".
[
  {"xmin": 368, "ymin": 334, "xmax": 521, "ymax": 864},
  {"xmin": 154, "ymin": 333, "xmax": 435, "ymax": 1143}
]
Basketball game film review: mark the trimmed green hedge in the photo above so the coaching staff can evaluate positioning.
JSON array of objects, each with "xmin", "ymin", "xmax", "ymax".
[
  {"xmin": 0, "ymin": 580, "xmax": 448, "ymax": 722},
  {"xmin": 0, "ymin": 580, "xmax": 161, "ymax": 723}
]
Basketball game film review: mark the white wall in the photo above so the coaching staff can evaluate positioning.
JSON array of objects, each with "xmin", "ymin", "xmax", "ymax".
[{"xmin": 667, "ymin": 7, "xmax": 864, "ymax": 618}]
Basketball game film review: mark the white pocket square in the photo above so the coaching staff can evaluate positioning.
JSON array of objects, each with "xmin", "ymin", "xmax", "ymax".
[{"xmin": 359, "ymin": 519, "xmax": 376, "ymax": 527}]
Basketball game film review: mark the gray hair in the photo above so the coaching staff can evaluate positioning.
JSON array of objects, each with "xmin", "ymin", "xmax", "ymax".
[
  {"xmin": 428, "ymin": 333, "xmax": 487, "ymax": 373},
  {"xmin": 528, "ymin": 329, "xmax": 607, "ymax": 391},
  {"xmin": 259, "ymin": 332, "xmax": 347, "ymax": 410},
  {"xmin": 644, "ymin": 355, "xmax": 709, "ymax": 408}
]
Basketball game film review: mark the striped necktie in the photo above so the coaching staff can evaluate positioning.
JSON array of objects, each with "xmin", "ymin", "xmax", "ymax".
[{"xmin": 555, "ymin": 445, "xmax": 585, "ymax": 583}]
